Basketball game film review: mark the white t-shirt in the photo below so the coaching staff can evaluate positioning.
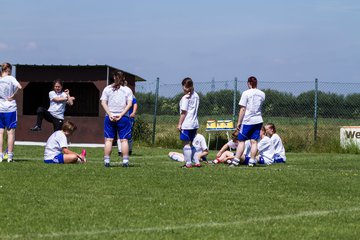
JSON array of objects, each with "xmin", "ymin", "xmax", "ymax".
[
  {"xmin": 226, "ymin": 139, "xmax": 239, "ymax": 150},
  {"xmin": 258, "ymin": 135, "xmax": 275, "ymax": 165},
  {"xmin": 100, "ymin": 85, "xmax": 133, "ymax": 116},
  {"xmin": 48, "ymin": 91, "xmax": 67, "ymax": 119},
  {"xmin": 271, "ymin": 133, "xmax": 286, "ymax": 161},
  {"xmin": 0, "ymin": 75, "xmax": 21, "ymax": 112},
  {"xmin": 44, "ymin": 130, "xmax": 68, "ymax": 160},
  {"xmin": 239, "ymin": 88, "xmax": 265, "ymax": 125},
  {"xmin": 179, "ymin": 91, "xmax": 199, "ymax": 129},
  {"xmin": 192, "ymin": 134, "xmax": 208, "ymax": 153}
]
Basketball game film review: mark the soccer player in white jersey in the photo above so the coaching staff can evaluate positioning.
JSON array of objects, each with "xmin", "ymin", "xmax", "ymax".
[
  {"xmin": 265, "ymin": 123, "xmax": 286, "ymax": 163},
  {"xmin": 44, "ymin": 121, "xmax": 86, "ymax": 164},
  {"xmin": 212, "ymin": 130, "xmax": 251, "ymax": 165},
  {"xmin": 177, "ymin": 77, "xmax": 200, "ymax": 168},
  {"xmin": 256, "ymin": 126, "xmax": 275, "ymax": 165},
  {"xmin": 31, "ymin": 79, "xmax": 75, "ymax": 132},
  {"xmin": 229, "ymin": 76, "xmax": 265, "ymax": 167},
  {"xmin": 0, "ymin": 63, "xmax": 22, "ymax": 162},
  {"xmin": 168, "ymin": 133, "xmax": 208, "ymax": 162},
  {"xmin": 101, "ymin": 71, "xmax": 133, "ymax": 167}
]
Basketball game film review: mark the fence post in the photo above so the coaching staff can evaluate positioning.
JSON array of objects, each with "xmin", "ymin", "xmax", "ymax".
[
  {"xmin": 233, "ymin": 77, "xmax": 238, "ymax": 122},
  {"xmin": 152, "ymin": 77, "xmax": 160, "ymax": 145},
  {"xmin": 314, "ymin": 78, "xmax": 318, "ymax": 142}
]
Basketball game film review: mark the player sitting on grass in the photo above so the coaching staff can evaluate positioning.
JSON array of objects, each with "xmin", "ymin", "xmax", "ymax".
[
  {"xmin": 168, "ymin": 133, "xmax": 208, "ymax": 163},
  {"xmin": 212, "ymin": 130, "xmax": 251, "ymax": 165},
  {"xmin": 44, "ymin": 121, "xmax": 86, "ymax": 164},
  {"xmin": 265, "ymin": 123, "xmax": 286, "ymax": 163},
  {"xmin": 252, "ymin": 126, "xmax": 275, "ymax": 166}
]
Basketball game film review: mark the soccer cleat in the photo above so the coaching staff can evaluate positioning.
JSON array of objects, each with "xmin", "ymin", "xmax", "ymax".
[
  {"xmin": 122, "ymin": 162, "xmax": 129, "ymax": 168},
  {"xmin": 181, "ymin": 164, "xmax": 192, "ymax": 168},
  {"xmin": 104, "ymin": 162, "xmax": 110, "ymax": 167},
  {"xmin": 248, "ymin": 159, "xmax": 256, "ymax": 167},
  {"xmin": 30, "ymin": 126, "xmax": 41, "ymax": 131},
  {"xmin": 7, "ymin": 158, "xmax": 14, "ymax": 163},
  {"xmin": 0, "ymin": 157, "xmax": 3, "ymax": 163},
  {"xmin": 194, "ymin": 163, "xmax": 201, "ymax": 168}
]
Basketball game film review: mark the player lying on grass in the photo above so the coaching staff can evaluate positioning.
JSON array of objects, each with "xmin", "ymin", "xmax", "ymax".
[
  {"xmin": 44, "ymin": 121, "xmax": 86, "ymax": 164},
  {"xmin": 168, "ymin": 133, "xmax": 208, "ymax": 163}
]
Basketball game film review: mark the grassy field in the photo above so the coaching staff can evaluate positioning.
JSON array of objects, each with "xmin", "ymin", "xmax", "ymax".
[{"xmin": 0, "ymin": 145, "xmax": 359, "ymax": 240}]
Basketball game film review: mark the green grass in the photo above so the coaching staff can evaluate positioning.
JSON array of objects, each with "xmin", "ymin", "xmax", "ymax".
[{"xmin": 0, "ymin": 146, "xmax": 360, "ymax": 239}]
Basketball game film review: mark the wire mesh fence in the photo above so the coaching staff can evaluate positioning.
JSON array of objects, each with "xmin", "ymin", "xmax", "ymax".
[{"xmin": 134, "ymin": 78, "xmax": 360, "ymax": 153}]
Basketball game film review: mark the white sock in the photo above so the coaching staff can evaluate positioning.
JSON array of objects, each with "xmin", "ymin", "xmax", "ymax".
[
  {"xmin": 117, "ymin": 139, "xmax": 122, "ymax": 153},
  {"xmin": 104, "ymin": 156, "xmax": 110, "ymax": 164},
  {"xmin": 123, "ymin": 158, "xmax": 129, "ymax": 164},
  {"xmin": 193, "ymin": 151, "xmax": 200, "ymax": 165},
  {"xmin": 232, "ymin": 158, "xmax": 240, "ymax": 166},
  {"xmin": 183, "ymin": 146, "xmax": 192, "ymax": 166}
]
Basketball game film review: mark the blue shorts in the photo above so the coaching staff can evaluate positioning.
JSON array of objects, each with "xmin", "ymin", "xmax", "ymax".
[
  {"xmin": 274, "ymin": 153, "xmax": 286, "ymax": 163},
  {"xmin": 180, "ymin": 129, "xmax": 197, "ymax": 142},
  {"xmin": 104, "ymin": 116, "xmax": 132, "ymax": 139},
  {"xmin": 44, "ymin": 154, "xmax": 64, "ymax": 164},
  {"xmin": 238, "ymin": 123, "xmax": 262, "ymax": 141},
  {"xmin": 0, "ymin": 111, "xmax": 17, "ymax": 129}
]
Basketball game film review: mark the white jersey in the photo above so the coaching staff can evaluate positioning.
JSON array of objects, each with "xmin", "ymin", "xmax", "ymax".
[
  {"xmin": 239, "ymin": 88, "xmax": 265, "ymax": 125},
  {"xmin": 179, "ymin": 91, "xmax": 199, "ymax": 129},
  {"xmin": 271, "ymin": 133, "xmax": 286, "ymax": 161},
  {"xmin": 44, "ymin": 130, "xmax": 68, "ymax": 160},
  {"xmin": 48, "ymin": 91, "xmax": 67, "ymax": 119},
  {"xmin": 226, "ymin": 139, "xmax": 239, "ymax": 150},
  {"xmin": 192, "ymin": 134, "xmax": 208, "ymax": 153},
  {"xmin": 0, "ymin": 75, "xmax": 21, "ymax": 112},
  {"xmin": 100, "ymin": 85, "xmax": 133, "ymax": 116},
  {"xmin": 258, "ymin": 136, "xmax": 275, "ymax": 165}
]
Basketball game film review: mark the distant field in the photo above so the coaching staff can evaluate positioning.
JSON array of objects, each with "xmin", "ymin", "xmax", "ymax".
[{"xmin": 0, "ymin": 145, "xmax": 359, "ymax": 239}]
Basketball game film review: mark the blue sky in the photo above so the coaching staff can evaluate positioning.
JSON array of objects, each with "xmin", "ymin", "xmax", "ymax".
[{"xmin": 1, "ymin": 0, "xmax": 359, "ymax": 83}]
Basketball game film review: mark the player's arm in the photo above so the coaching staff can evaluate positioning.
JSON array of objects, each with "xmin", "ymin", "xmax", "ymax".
[
  {"xmin": 101, "ymin": 100, "xmax": 115, "ymax": 120},
  {"xmin": 7, "ymin": 83, "xmax": 22, "ymax": 101},
  {"xmin": 64, "ymin": 89, "xmax": 75, "ymax": 106},
  {"xmin": 216, "ymin": 143, "xmax": 229, "ymax": 157},
  {"xmin": 237, "ymin": 106, "xmax": 246, "ymax": 129},
  {"xmin": 130, "ymin": 102, "xmax": 138, "ymax": 118},
  {"xmin": 119, "ymin": 99, "xmax": 133, "ymax": 119},
  {"xmin": 177, "ymin": 110, "xmax": 186, "ymax": 131},
  {"xmin": 62, "ymin": 147, "xmax": 83, "ymax": 160}
]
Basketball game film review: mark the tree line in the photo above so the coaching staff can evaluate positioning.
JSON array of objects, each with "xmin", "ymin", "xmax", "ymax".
[{"xmin": 135, "ymin": 89, "xmax": 360, "ymax": 119}]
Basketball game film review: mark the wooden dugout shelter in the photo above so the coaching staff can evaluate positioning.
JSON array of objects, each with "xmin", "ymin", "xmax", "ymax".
[{"xmin": 14, "ymin": 64, "xmax": 145, "ymax": 144}]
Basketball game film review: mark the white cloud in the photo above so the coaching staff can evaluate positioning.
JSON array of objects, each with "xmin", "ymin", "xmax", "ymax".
[
  {"xmin": 24, "ymin": 41, "xmax": 37, "ymax": 50},
  {"xmin": 0, "ymin": 42, "xmax": 9, "ymax": 50}
]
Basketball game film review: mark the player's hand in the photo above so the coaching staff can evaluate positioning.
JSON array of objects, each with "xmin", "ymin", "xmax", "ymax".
[
  {"xmin": 237, "ymin": 124, "xmax": 241, "ymax": 130},
  {"xmin": 177, "ymin": 124, "xmax": 182, "ymax": 131}
]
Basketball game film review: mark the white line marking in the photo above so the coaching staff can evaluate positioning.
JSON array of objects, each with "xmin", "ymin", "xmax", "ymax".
[{"xmin": 1, "ymin": 207, "xmax": 359, "ymax": 239}]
